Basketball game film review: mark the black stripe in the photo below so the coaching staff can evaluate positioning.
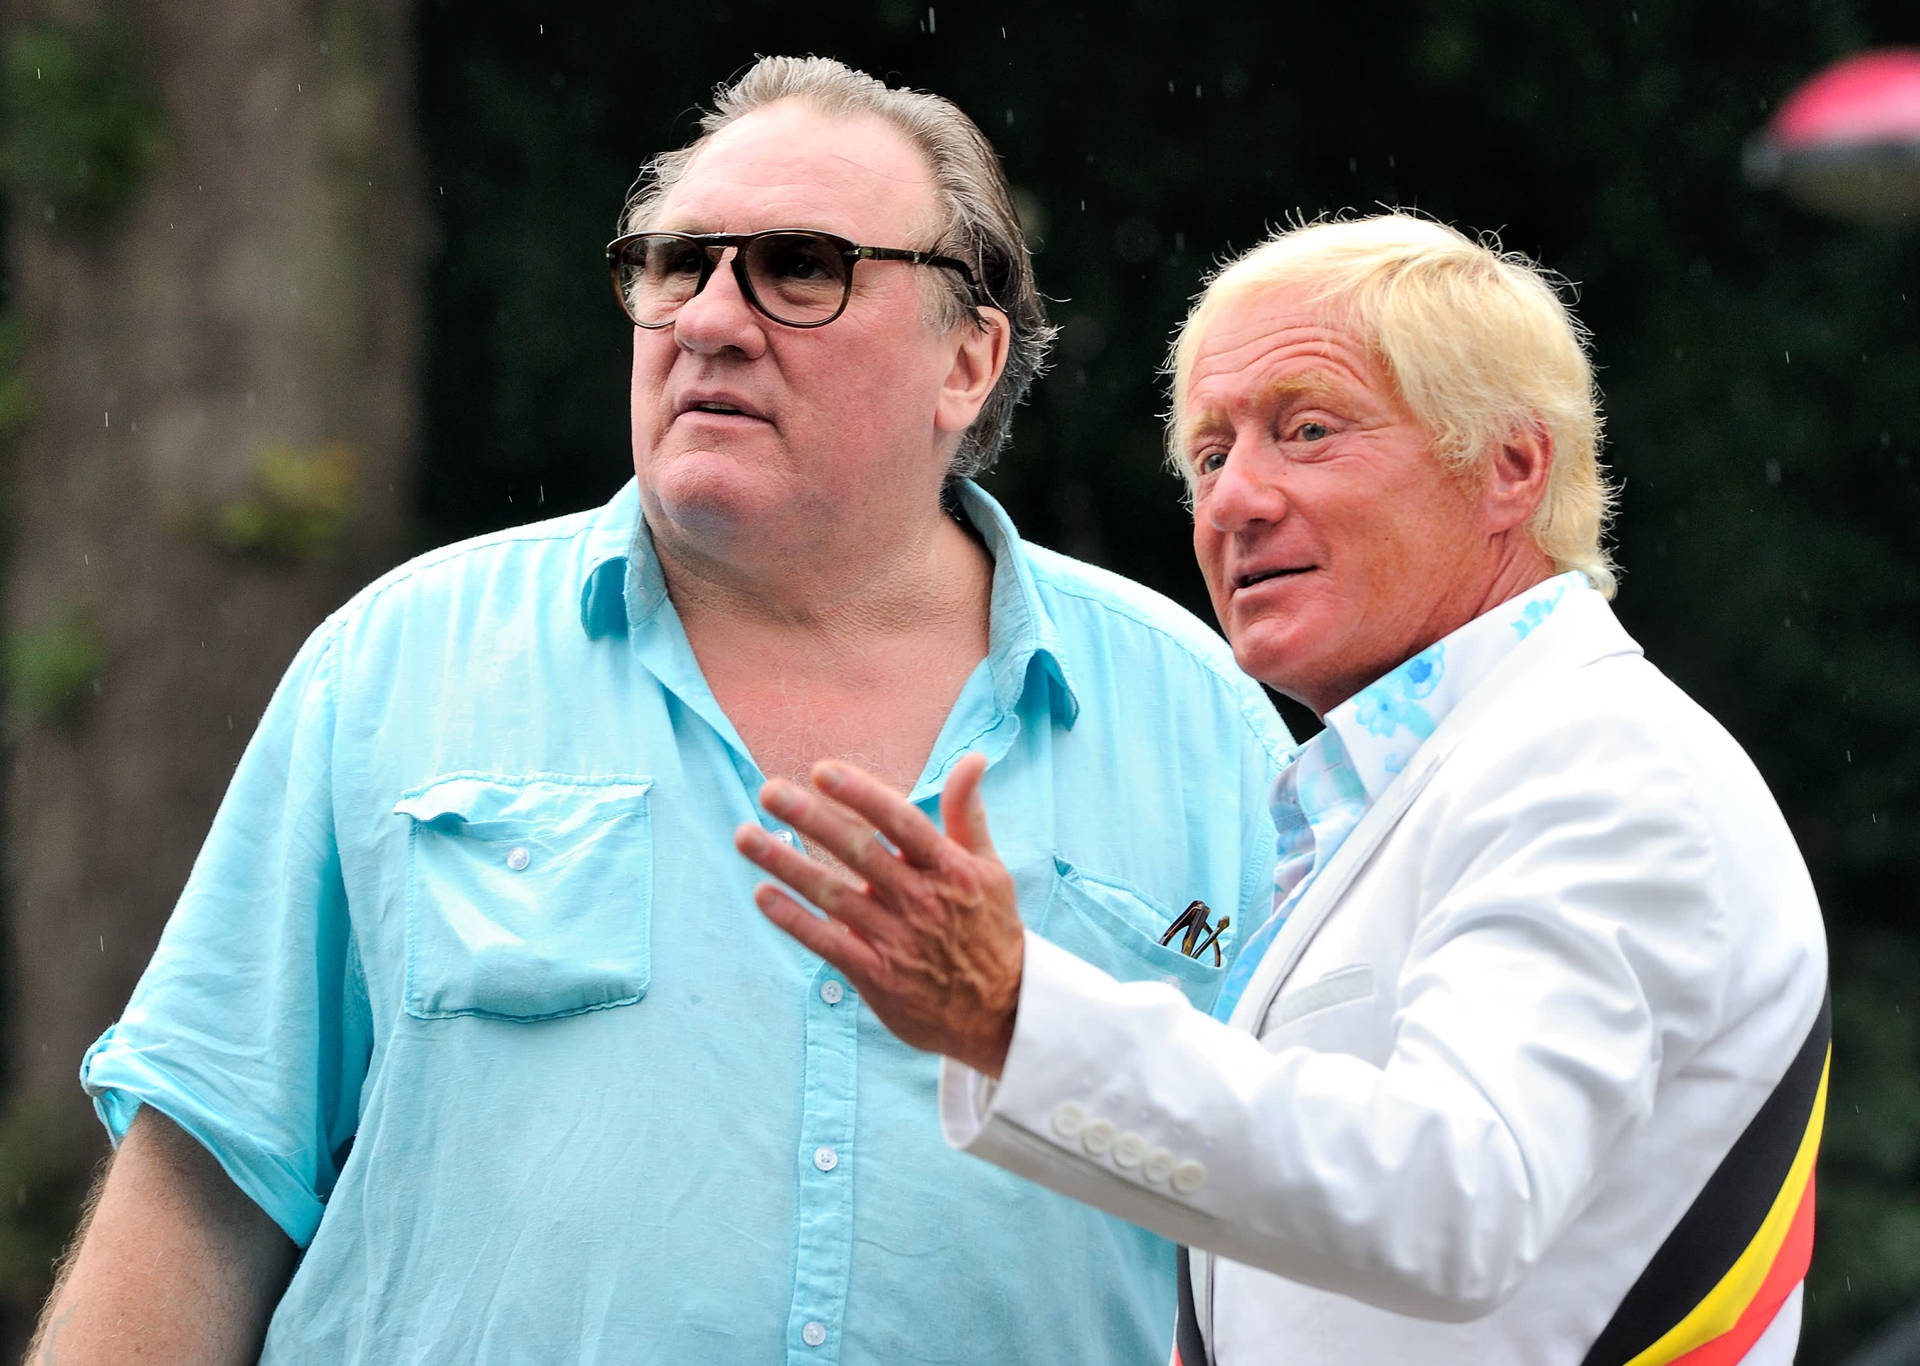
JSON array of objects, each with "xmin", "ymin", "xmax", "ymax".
[
  {"xmin": 1582, "ymin": 988, "xmax": 1831, "ymax": 1366},
  {"xmin": 1175, "ymin": 1245, "xmax": 1209, "ymax": 1366}
]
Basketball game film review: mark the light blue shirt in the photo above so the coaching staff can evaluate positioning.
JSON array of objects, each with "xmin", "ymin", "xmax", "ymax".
[
  {"xmin": 83, "ymin": 479, "xmax": 1288, "ymax": 1365},
  {"xmin": 1213, "ymin": 572, "xmax": 1587, "ymax": 1021}
]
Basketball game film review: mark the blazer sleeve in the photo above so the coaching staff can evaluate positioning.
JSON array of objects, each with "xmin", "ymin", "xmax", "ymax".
[{"xmin": 942, "ymin": 717, "xmax": 1741, "ymax": 1321}]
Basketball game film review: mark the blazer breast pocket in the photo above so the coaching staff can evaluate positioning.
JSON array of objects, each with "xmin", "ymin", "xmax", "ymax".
[
  {"xmin": 394, "ymin": 774, "xmax": 655, "ymax": 1022},
  {"xmin": 1255, "ymin": 963, "xmax": 1376, "ymax": 1048},
  {"xmin": 1030, "ymin": 857, "xmax": 1228, "ymax": 1012}
]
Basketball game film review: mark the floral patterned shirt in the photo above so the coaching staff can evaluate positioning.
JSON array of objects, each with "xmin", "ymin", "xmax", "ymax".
[{"xmin": 1212, "ymin": 571, "xmax": 1591, "ymax": 1021}]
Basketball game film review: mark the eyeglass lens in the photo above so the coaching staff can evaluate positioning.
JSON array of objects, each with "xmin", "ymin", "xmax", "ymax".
[{"xmin": 616, "ymin": 233, "xmax": 851, "ymax": 327}]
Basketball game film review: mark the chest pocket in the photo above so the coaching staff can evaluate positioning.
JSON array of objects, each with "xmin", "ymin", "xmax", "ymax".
[
  {"xmin": 1028, "ymin": 857, "xmax": 1228, "ymax": 1012},
  {"xmin": 394, "ymin": 775, "xmax": 655, "ymax": 1022}
]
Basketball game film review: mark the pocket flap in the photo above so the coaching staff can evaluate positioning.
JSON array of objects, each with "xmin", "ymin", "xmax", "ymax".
[
  {"xmin": 1259, "ymin": 963, "xmax": 1375, "ymax": 1036},
  {"xmin": 395, "ymin": 774, "xmax": 654, "ymax": 837}
]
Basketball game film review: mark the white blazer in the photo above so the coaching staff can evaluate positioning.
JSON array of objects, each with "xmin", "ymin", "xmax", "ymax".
[{"xmin": 943, "ymin": 590, "xmax": 1828, "ymax": 1364}]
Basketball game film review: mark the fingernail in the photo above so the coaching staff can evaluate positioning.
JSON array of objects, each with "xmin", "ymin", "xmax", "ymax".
[{"xmin": 817, "ymin": 763, "xmax": 844, "ymax": 789}]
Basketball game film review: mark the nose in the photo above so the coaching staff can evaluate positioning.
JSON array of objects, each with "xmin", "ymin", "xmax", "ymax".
[
  {"xmin": 1201, "ymin": 439, "xmax": 1286, "ymax": 534},
  {"xmin": 672, "ymin": 248, "xmax": 767, "ymax": 358}
]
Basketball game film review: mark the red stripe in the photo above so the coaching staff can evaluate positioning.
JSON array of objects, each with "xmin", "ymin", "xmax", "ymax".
[{"xmin": 1667, "ymin": 1172, "xmax": 1817, "ymax": 1366}]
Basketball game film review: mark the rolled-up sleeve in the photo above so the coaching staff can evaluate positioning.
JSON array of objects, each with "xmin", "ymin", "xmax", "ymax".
[{"xmin": 82, "ymin": 617, "xmax": 370, "ymax": 1247}]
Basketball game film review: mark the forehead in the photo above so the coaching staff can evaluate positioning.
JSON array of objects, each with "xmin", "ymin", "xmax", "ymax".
[
  {"xmin": 1185, "ymin": 285, "xmax": 1389, "ymax": 415},
  {"xmin": 656, "ymin": 104, "xmax": 940, "ymax": 240}
]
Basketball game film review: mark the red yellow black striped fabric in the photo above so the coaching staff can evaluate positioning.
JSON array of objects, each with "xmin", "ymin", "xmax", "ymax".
[{"xmin": 1583, "ymin": 990, "xmax": 1831, "ymax": 1366}]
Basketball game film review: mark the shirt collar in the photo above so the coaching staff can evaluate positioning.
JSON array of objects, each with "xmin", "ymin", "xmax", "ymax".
[
  {"xmin": 574, "ymin": 477, "xmax": 1079, "ymax": 726},
  {"xmin": 1319, "ymin": 570, "xmax": 1593, "ymax": 804}
]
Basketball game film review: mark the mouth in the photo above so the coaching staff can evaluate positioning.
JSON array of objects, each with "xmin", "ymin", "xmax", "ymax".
[
  {"xmin": 675, "ymin": 394, "xmax": 768, "ymax": 422},
  {"xmin": 1233, "ymin": 566, "xmax": 1313, "ymax": 590}
]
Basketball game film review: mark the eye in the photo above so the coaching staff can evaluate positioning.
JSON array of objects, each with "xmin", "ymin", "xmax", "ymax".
[
  {"xmin": 757, "ymin": 235, "xmax": 842, "ymax": 283},
  {"xmin": 1193, "ymin": 449, "xmax": 1228, "ymax": 477},
  {"xmin": 1293, "ymin": 420, "xmax": 1330, "ymax": 442}
]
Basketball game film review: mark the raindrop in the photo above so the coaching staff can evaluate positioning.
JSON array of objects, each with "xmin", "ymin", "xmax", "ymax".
[
  {"xmin": 98, "ymin": 935, "xmax": 104, "ymax": 952},
  {"xmin": 1194, "ymin": 84, "xmax": 1203, "ymax": 98},
  {"xmin": 103, "ymin": 411, "xmax": 109, "ymax": 428},
  {"xmin": 1765, "ymin": 459, "xmax": 1781, "ymax": 487},
  {"xmin": 1630, "ymin": 8, "xmax": 1639, "ymax": 21},
  {"xmin": 1167, "ymin": 80, "xmax": 1175, "ymax": 94},
  {"xmin": 1004, "ymin": 109, "xmax": 1015, "ymax": 127},
  {"xmin": 927, "ymin": 6, "xmax": 936, "ymax": 33},
  {"xmin": 539, "ymin": 23, "xmax": 544, "ymax": 34},
  {"xmin": 1348, "ymin": 158, "xmax": 1358, "ymax": 173},
  {"xmin": 1783, "ymin": 350, "xmax": 1790, "ymax": 364},
  {"xmin": 1001, "ymin": 26, "xmax": 1006, "ymax": 37}
]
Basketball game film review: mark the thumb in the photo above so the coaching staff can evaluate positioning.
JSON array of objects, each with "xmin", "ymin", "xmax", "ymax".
[{"xmin": 941, "ymin": 752, "xmax": 997, "ymax": 858}]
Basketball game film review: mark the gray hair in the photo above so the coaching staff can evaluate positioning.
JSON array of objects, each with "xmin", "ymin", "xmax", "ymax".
[{"xmin": 623, "ymin": 56, "xmax": 1056, "ymax": 481}]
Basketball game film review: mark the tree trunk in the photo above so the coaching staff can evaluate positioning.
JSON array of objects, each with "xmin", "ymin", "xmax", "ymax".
[{"xmin": 0, "ymin": 0, "xmax": 424, "ymax": 1319}]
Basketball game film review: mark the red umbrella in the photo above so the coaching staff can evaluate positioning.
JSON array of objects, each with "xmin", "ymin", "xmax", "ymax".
[{"xmin": 1745, "ymin": 48, "xmax": 1920, "ymax": 225}]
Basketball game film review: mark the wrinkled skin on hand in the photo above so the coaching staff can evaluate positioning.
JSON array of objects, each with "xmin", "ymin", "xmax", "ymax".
[{"xmin": 733, "ymin": 753, "xmax": 1024, "ymax": 1077}]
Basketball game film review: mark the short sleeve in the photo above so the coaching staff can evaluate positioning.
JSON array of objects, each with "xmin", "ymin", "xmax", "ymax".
[{"xmin": 81, "ymin": 617, "xmax": 370, "ymax": 1246}]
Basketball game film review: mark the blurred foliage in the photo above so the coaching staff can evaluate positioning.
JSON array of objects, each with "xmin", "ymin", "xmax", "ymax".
[
  {"xmin": 413, "ymin": 2, "xmax": 1919, "ymax": 1356},
  {"xmin": 2, "ymin": 605, "xmax": 105, "ymax": 731},
  {"xmin": 0, "ymin": 15, "xmax": 163, "ymax": 231},
  {"xmin": 206, "ymin": 442, "xmax": 360, "ymax": 562},
  {"xmin": 0, "ymin": 1100, "xmax": 93, "ymax": 1330}
]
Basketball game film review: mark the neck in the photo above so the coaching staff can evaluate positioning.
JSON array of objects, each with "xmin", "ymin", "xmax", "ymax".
[{"xmin": 661, "ymin": 499, "xmax": 992, "ymax": 659}]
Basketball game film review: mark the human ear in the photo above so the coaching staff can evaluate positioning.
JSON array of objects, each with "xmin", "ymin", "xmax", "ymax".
[
  {"xmin": 934, "ymin": 307, "xmax": 1011, "ymax": 436},
  {"xmin": 1484, "ymin": 421, "xmax": 1553, "ymax": 533}
]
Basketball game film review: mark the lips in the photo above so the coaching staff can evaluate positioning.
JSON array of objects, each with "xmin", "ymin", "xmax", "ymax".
[
  {"xmin": 1233, "ymin": 565, "xmax": 1313, "ymax": 590},
  {"xmin": 674, "ymin": 391, "xmax": 768, "ymax": 422}
]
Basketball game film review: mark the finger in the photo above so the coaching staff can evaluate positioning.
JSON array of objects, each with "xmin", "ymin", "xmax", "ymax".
[
  {"xmin": 756, "ymin": 779, "xmax": 903, "ymax": 887},
  {"xmin": 938, "ymin": 753, "xmax": 997, "ymax": 859},
  {"xmin": 733, "ymin": 824, "xmax": 889, "ymax": 938},
  {"xmin": 810, "ymin": 761, "xmax": 950, "ymax": 868},
  {"xmin": 754, "ymin": 882, "xmax": 884, "ymax": 984}
]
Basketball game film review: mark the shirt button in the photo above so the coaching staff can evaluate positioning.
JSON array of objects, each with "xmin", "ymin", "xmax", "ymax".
[
  {"xmin": 1082, "ymin": 1118, "xmax": 1117, "ymax": 1156},
  {"xmin": 505, "ymin": 846, "xmax": 531, "ymax": 872},
  {"xmin": 819, "ymin": 979, "xmax": 845, "ymax": 1005},
  {"xmin": 801, "ymin": 1321, "xmax": 828, "ymax": 1347},
  {"xmin": 776, "ymin": 829, "xmax": 796, "ymax": 845},
  {"xmin": 1112, "ymin": 1131, "xmax": 1148, "ymax": 1169},
  {"xmin": 1143, "ymin": 1148, "xmax": 1176, "ymax": 1184},
  {"xmin": 1172, "ymin": 1159, "xmax": 1208, "ymax": 1194},
  {"xmin": 1051, "ymin": 1101, "xmax": 1088, "ymax": 1139},
  {"xmin": 812, "ymin": 1145, "xmax": 839, "ymax": 1172}
]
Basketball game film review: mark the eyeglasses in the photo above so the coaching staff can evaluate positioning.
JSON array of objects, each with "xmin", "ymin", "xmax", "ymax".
[
  {"xmin": 606, "ymin": 228, "xmax": 981, "ymax": 330},
  {"xmin": 1159, "ymin": 900, "xmax": 1230, "ymax": 967}
]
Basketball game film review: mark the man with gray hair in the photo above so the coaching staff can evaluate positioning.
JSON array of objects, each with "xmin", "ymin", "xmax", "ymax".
[
  {"xmin": 33, "ymin": 57, "xmax": 1286, "ymax": 1362},
  {"xmin": 741, "ymin": 212, "xmax": 1830, "ymax": 1364}
]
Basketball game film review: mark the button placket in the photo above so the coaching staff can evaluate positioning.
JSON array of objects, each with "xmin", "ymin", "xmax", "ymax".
[{"xmin": 785, "ymin": 964, "xmax": 858, "ymax": 1365}]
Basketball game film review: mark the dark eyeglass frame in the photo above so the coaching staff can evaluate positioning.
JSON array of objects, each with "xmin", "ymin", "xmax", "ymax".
[
  {"xmin": 605, "ymin": 228, "xmax": 982, "ymax": 330},
  {"xmin": 1159, "ymin": 899, "xmax": 1230, "ymax": 967}
]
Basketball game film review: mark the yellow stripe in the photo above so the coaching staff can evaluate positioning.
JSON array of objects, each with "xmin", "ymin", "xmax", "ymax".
[{"xmin": 1622, "ymin": 1049, "xmax": 1830, "ymax": 1366}]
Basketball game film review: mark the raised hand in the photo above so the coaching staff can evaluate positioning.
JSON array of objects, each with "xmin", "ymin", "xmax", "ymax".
[{"xmin": 733, "ymin": 753, "xmax": 1024, "ymax": 1077}]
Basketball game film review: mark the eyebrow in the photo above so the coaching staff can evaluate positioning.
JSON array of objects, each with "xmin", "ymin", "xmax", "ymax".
[{"xmin": 1179, "ymin": 372, "xmax": 1346, "ymax": 453}]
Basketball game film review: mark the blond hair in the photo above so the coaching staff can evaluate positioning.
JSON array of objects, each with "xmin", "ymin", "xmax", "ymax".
[
  {"xmin": 623, "ymin": 56, "xmax": 1055, "ymax": 480},
  {"xmin": 1166, "ymin": 213, "xmax": 1617, "ymax": 597}
]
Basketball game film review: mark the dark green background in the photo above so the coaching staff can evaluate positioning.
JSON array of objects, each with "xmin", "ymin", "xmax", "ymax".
[{"xmin": 415, "ymin": 4, "xmax": 1920, "ymax": 1357}]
